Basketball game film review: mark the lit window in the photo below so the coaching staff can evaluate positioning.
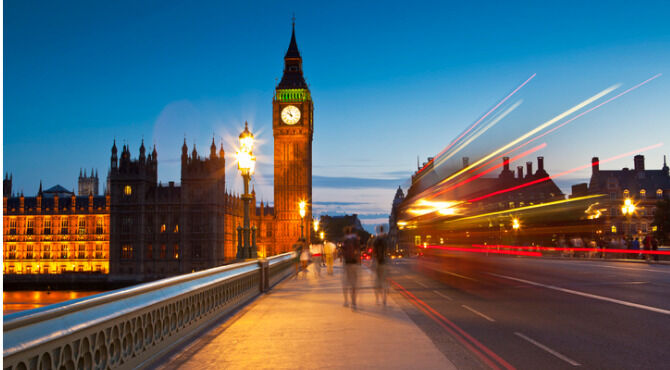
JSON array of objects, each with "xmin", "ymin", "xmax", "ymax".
[
  {"xmin": 640, "ymin": 189, "xmax": 646, "ymax": 198},
  {"xmin": 611, "ymin": 225, "xmax": 617, "ymax": 233},
  {"xmin": 43, "ymin": 245, "xmax": 51, "ymax": 259},
  {"xmin": 26, "ymin": 245, "xmax": 34, "ymax": 259},
  {"xmin": 61, "ymin": 218, "xmax": 69, "ymax": 234},
  {"xmin": 174, "ymin": 244, "xmax": 179, "ymax": 259},
  {"xmin": 174, "ymin": 224, "xmax": 179, "ymax": 233},
  {"xmin": 124, "ymin": 185, "xmax": 132, "ymax": 196},
  {"xmin": 26, "ymin": 219, "xmax": 34, "ymax": 235},
  {"xmin": 623, "ymin": 189, "xmax": 629, "ymax": 198},
  {"xmin": 44, "ymin": 219, "xmax": 51, "ymax": 235},
  {"xmin": 122, "ymin": 244, "xmax": 133, "ymax": 259},
  {"xmin": 78, "ymin": 245, "xmax": 85, "ymax": 259},
  {"xmin": 658, "ymin": 189, "xmax": 664, "ymax": 198},
  {"xmin": 96, "ymin": 218, "xmax": 104, "ymax": 234},
  {"xmin": 160, "ymin": 224, "xmax": 166, "ymax": 233},
  {"xmin": 9, "ymin": 219, "xmax": 17, "ymax": 234},
  {"xmin": 78, "ymin": 218, "xmax": 86, "ymax": 234}
]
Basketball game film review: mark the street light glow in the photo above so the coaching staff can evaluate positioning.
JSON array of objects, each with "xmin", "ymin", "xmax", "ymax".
[
  {"xmin": 299, "ymin": 201, "xmax": 306, "ymax": 218},
  {"xmin": 313, "ymin": 219, "xmax": 319, "ymax": 232},
  {"xmin": 512, "ymin": 218, "xmax": 520, "ymax": 230}
]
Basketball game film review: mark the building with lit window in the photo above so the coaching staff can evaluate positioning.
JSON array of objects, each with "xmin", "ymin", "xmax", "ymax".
[
  {"xmin": 3, "ymin": 176, "xmax": 110, "ymax": 275},
  {"xmin": 577, "ymin": 154, "xmax": 670, "ymax": 237},
  {"xmin": 108, "ymin": 139, "xmax": 275, "ymax": 281}
]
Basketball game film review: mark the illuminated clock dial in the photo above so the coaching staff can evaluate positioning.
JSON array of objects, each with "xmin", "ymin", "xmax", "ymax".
[{"xmin": 281, "ymin": 105, "xmax": 301, "ymax": 125}]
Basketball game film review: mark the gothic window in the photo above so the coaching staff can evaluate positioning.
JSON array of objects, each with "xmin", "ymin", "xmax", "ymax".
[
  {"xmin": 174, "ymin": 224, "xmax": 179, "ymax": 233},
  {"xmin": 61, "ymin": 245, "xmax": 69, "ymax": 259},
  {"xmin": 95, "ymin": 244, "xmax": 103, "ymax": 259},
  {"xmin": 173, "ymin": 244, "xmax": 179, "ymax": 259},
  {"xmin": 147, "ymin": 244, "xmax": 153, "ymax": 259},
  {"xmin": 96, "ymin": 218, "xmax": 104, "ymax": 234},
  {"xmin": 43, "ymin": 245, "xmax": 51, "ymax": 259},
  {"xmin": 44, "ymin": 218, "xmax": 51, "ymax": 235},
  {"xmin": 8, "ymin": 245, "xmax": 16, "ymax": 259},
  {"xmin": 9, "ymin": 218, "xmax": 17, "ymax": 235},
  {"xmin": 78, "ymin": 218, "xmax": 86, "ymax": 234},
  {"xmin": 640, "ymin": 189, "xmax": 646, "ymax": 198},
  {"xmin": 658, "ymin": 189, "xmax": 664, "ymax": 198},
  {"xmin": 124, "ymin": 185, "xmax": 132, "ymax": 196},
  {"xmin": 161, "ymin": 224, "xmax": 166, "ymax": 233},
  {"xmin": 160, "ymin": 244, "xmax": 166, "ymax": 259},
  {"xmin": 121, "ymin": 244, "xmax": 133, "ymax": 259},
  {"xmin": 78, "ymin": 244, "xmax": 85, "ymax": 259},
  {"xmin": 26, "ymin": 245, "xmax": 33, "ymax": 259},
  {"xmin": 61, "ymin": 217, "xmax": 69, "ymax": 234},
  {"xmin": 26, "ymin": 218, "xmax": 34, "ymax": 235},
  {"xmin": 623, "ymin": 189, "xmax": 630, "ymax": 198}
]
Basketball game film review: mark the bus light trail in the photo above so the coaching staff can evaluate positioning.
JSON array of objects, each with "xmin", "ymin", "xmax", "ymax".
[
  {"xmin": 441, "ymin": 84, "xmax": 619, "ymax": 185},
  {"xmin": 484, "ymin": 73, "xmax": 663, "ymax": 166},
  {"xmin": 427, "ymin": 244, "xmax": 542, "ymax": 257},
  {"xmin": 415, "ymin": 73, "xmax": 536, "ymax": 177},
  {"xmin": 427, "ymin": 143, "xmax": 546, "ymax": 200},
  {"xmin": 467, "ymin": 143, "xmax": 663, "ymax": 203},
  {"xmin": 470, "ymin": 244, "xmax": 670, "ymax": 256}
]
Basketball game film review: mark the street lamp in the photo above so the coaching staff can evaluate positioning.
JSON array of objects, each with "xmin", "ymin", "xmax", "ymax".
[
  {"xmin": 236, "ymin": 122, "xmax": 257, "ymax": 260},
  {"xmin": 512, "ymin": 218, "xmax": 520, "ymax": 230},
  {"xmin": 320, "ymin": 231, "xmax": 325, "ymax": 241},
  {"xmin": 299, "ymin": 201, "xmax": 306, "ymax": 241},
  {"xmin": 621, "ymin": 198, "xmax": 636, "ymax": 236}
]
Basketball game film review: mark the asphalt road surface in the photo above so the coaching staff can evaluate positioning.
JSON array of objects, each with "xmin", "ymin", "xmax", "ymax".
[{"xmin": 387, "ymin": 254, "xmax": 670, "ymax": 369}]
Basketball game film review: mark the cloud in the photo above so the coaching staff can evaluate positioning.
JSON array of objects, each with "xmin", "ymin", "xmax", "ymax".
[
  {"xmin": 313, "ymin": 201, "xmax": 370, "ymax": 206},
  {"xmin": 313, "ymin": 175, "xmax": 406, "ymax": 189}
]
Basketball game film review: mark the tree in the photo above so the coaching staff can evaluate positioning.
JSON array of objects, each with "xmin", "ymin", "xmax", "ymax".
[{"xmin": 652, "ymin": 198, "xmax": 670, "ymax": 244}]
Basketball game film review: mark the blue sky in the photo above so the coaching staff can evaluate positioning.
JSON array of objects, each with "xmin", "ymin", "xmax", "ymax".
[{"xmin": 4, "ymin": 0, "xmax": 670, "ymax": 229}]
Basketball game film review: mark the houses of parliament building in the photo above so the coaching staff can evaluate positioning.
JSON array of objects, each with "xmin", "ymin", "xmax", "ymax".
[{"xmin": 4, "ymin": 23, "xmax": 314, "ymax": 281}]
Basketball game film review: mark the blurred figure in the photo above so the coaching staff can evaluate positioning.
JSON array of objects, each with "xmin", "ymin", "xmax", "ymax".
[
  {"xmin": 643, "ymin": 234, "xmax": 652, "ymax": 261},
  {"xmin": 632, "ymin": 237, "xmax": 641, "ymax": 259},
  {"xmin": 652, "ymin": 236, "xmax": 659, "ymax": 261},
  {"xmin": 293, "ymin": 241, "xmax": 304, "ymax": 276},
  {"xmin": 310, "ymin": 241, "xmax": 323, "ymax": 278},
  {"xmin": 373, "ymin": 225, "xmax": 389, "ymax": 305},
  {"xmin": 300, "ymin": 243, "xmax": 310, "ymax": 279},
  {"xmin": 341, "ymin": 226, "xmax": 361, "ymax": 309},
  {"xmin": 324, "ymin": 240, "xmax": 337, "ymax": 275}
]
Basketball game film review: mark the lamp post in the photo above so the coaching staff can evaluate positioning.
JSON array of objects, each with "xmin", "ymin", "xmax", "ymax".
[
  {"xmin": 236, "ymin": 122, "xmax": 257, "ymax": 260},
  {"xmin": 299, "ymin": 201, "xmax": 306, "ymax": 242},
  {"xmin": 621, "ymin": 198, "xmax": 636, "ymax": 236}
]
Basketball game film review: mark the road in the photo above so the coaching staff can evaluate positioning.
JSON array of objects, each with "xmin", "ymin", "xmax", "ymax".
[{"xmin": 387, "ymin": 254, "xmax": 670, "ymax": 369}]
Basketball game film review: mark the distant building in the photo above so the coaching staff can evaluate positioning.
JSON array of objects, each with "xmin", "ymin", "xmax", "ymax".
[
  {"xmin": 78, "ymin": 168, "xmax": 99, "ymax": 196},
  {"xmin": 108, "ymin": 139, "xmax": 275, "ymax": 281},
  {"xmin": 3, "ymin": 176, "xmax": 110, "ymax": 275},
  {"xmin": 574, "ymin": 154, "xmax": 670, "ymax": 236}
]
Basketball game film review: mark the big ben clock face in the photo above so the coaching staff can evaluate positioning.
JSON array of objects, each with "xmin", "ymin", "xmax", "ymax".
[{"xmin": 281, "ymin": 105, "xmax": 301, "ymax": 125}]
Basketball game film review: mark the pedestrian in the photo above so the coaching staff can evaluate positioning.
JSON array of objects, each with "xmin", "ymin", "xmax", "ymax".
[
  {"xmin": 293, "ymin": 241, "xmax": 304, "ymax": 276},
  {"xmin": 373, "ymin": 225, "xmax": 389, "ymax": 305},
  {"xmin": 643, "ymin": 235, "xmax": 652, "ymax": 261},
  {"xmin": 309, "ymin": 241, "xmax": 323, "ymax": 278},
  {"xmin": 341, "ymin": 226, "xmax": 360, "ymax": 309},
  {"xmin": 300, "ymin": 243, "xmax": 310, "ymax": 279},
  {"xmin": 651, "ymin": 236, "xmax": 659, "ymax": 262},
  {"xmin": 324, "ymin": 240, "xmax": 336, "ymax": 275},
  {"xmin": 632, "ymin": 237, "xmax": 641, "ymax": 259}
]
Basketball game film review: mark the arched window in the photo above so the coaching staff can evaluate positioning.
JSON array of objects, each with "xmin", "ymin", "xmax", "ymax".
[
  {"xmin": 623, "ymin": 189, "xmax": 630, "ymax": 198},
  {"xmin": 124, "ymin": 185, "xmax": 132, "ymax": 196},
  {"xmin": 658, "ymin": 189, "xmax": 664, "ymax": 198},
  {"xmin": 640, "ymin": 189, "xmax": 646, "ymax": 198}
]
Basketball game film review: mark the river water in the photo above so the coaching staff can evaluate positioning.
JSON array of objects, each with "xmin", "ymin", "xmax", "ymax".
[{"xmin": 3, "ymin": 291, "xmax": 103, "ymax": 315}]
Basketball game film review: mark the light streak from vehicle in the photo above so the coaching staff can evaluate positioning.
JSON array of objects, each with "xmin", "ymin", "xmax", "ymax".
[
  {"xmin": 427, "ymin": 244, "xmax": 542, "ymax": 257},
  {"xmin": 470, "ymin": 244, "xmax": 670, "ymax": 255},
  {"xmin": 427, "ymin": 143, "xmax": 547, "ymax": 200},
  {"xmin": 415, "ymin": 73, "xmax": 536, "ymax": 178},
  {"xmin": 445, "ymin": 194, "xmax": 603, "ymax": 223},
  {"xmin": 467, "ymin": 142, "xmax": 663, "ymax": 203},
  {"xmin": 441, "ymin": 84, "xmax": 619, "ymax": 185},
  {"xmin": 482, "ymin": 73, "xmax": 663, "ymax": 167},
  {"xmin": 433, "ymin": 100, "xmax": 523, "ymax": 169}
]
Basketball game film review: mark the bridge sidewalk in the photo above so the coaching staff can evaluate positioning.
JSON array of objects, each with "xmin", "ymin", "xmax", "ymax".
[{"xmin": 158, "ymin": 263, "xmax": 454, "ymax": 369}]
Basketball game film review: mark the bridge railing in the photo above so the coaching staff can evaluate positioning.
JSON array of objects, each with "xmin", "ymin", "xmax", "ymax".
[{"xmin": 3, "ymin": 252, "xmax": 296, "ymax": 370}]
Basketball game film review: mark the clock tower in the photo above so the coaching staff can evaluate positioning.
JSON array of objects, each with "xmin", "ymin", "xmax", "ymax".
[{"xmin": 273, "ymin": 21, "xmax": 313, "ymax": 253}]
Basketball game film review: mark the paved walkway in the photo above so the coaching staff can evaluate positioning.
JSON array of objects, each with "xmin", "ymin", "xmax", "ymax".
[{"xmin": 160, "ymin": 262, "xmax": 454, "ymax": 369}]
